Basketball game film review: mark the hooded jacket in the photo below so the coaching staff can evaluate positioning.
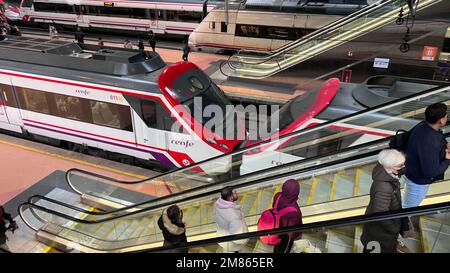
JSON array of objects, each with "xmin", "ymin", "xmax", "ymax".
[
  {"xmin": 272, "ymin": 179, "xmax": 302, "ymax": 239},
  {"xmin": 215, "ymin": 198, "xmax": 249, "ymax": 252},
  {"xmin": 361, "ymin": 163, "xmax": 408, "ymax": 252},
  {"xmin": 157, "ymin": 208, "xmax": 188, "ymax": 253}
]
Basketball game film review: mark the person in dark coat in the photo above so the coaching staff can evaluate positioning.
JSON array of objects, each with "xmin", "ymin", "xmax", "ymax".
[
  {"xmin": 1, "ymin": 205, "xmax": 18, "ymax": 252},
  {"xmin": 157, "ymin": 205, "xmax": 188, "ymax": 253},
  {"xmin": 148, "ymin": 31, "xmax": 156, "ymax": 52},
  {"xmin": 138, "ymin": 39, "xmax": 145, "ymax": 52},
  {"xmin": 403, "ymin": 102, "xmax": 450, "ymax": 208},
  {"xmin": 272, "ymin": 179, "xmax": 302, "ymax": 253},
  {"xmin": 74, "ymin": 27, "xmax": 85, "ymax": 44},
  {"xmin": 182, "ymin": 40, "xmax": 190, "ymax": 61},
  {"xmin": 361, "ymin": 149, "xmax": 411, "ymax": 253}
]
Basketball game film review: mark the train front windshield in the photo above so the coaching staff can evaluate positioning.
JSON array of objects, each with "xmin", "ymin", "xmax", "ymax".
[{"xmin": 172, "ymin": 69, "xmax": 238, "ymax": 139}]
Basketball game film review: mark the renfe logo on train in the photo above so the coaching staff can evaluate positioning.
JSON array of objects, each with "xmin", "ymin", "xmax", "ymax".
[{"xmin": 171, "ymin": 139, "xmax": 195, "ymax": 148}]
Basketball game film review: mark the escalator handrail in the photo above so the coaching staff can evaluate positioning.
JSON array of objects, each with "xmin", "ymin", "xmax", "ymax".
[
  {"xmin": 65, "ymin": 83, "xmax": 450, "ymax": 194},
  {"xmin": 140, "ymin": 200, "xmax": 450, "ymax": 253},
  {"xmin": 29, "ymin": 134, "xmax": 394, "ymax": 222},
  {"xmin": 26, "ymin": 128, "xmax": 450, "ymax": 227},
  {"xmin": 226, "ymin": 0, "xmax": 395, "ymax": 67},
  {"xmin": 20, "ymin": 141, "xmax": 387, "ymax": 226}
]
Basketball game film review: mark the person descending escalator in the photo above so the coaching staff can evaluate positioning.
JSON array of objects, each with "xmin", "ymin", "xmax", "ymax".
[
  {"xmin": 360, "ymin": 149, "xmax": 413, "ymax": 253},
  {"xmin": 158, "ymin": 205, "xmax": 188, "ymax": 253},
  {"xmin": 215, "ymin": 187, "xmax": 249, "ymax": 253},
  {"xmin": 0, "ymin": 205, "xmax": 18, "ymax": 252},
  {"xmin": 270, "ymin": 179, "xmax": 302, "ymax": 253}
]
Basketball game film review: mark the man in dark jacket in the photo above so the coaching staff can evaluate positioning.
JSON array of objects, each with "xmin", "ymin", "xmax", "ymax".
[
  {"xmin": 403, "ymin": 103, "xmax": 450, "ymax": 208},
  {"xmin": 361, "ymin": 149, "xmax": 410, "ymax": 253},
  {"xmin": 157, "ymin": 205, "xmax": 188, "ymax": 253},
  {"xmin": 182, "ymin": 41, "xmax": 190, "ymax": 61},
  {"xmin": 148, "ymin": 31, "xmax": 156, "ymax": 52},
  {"xmin": 272, "ymin": 179, "xmax": 302, "ymax": 253},
  {"xmin": 1, "ymin": 205, "xmax": 18, "ymax": 252},
  {"xmin": 74, "ymin": 27, "xmax": 84, "ymax": 44}
]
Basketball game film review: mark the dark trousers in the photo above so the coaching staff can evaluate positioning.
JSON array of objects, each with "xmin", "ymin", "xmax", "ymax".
[
  {"xmin": 183, "ymin": 54, "xmax": 188, "ymax": 61},
  {"xmin": 273, "ymin": 235, "xmax": 293, "ymax": 253}
]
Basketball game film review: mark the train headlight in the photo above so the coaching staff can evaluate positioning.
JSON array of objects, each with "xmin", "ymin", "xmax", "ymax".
[
  {"xmin": 206, "ymin": 138, "xmax": 217, "ymax": 145},
  {"xmin": 219, "ymin": 144, "xmax": 229, "ymax": 150}
]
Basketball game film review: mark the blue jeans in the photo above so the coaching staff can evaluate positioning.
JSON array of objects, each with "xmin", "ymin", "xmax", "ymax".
[{"xmin": 402, "ymin": 176, "xmax": 430, "ymax": 208}]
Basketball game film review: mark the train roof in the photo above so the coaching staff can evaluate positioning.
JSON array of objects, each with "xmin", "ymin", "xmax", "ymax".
[
  {"xmin": 216, "ymin": 0, "xmax": 372, "ymax": 14},
  {"xmin": 32, "ymin": 0, "xmax": 223, "ymax": 4},
  {"xmin": 0, "ymin": 36, "xmax": 166, "ymax": 94}
]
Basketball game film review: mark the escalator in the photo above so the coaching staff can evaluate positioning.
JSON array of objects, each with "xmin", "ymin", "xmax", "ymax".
[
  {"xmin": 142, "ymin": 201, "xmax": 450, "ymax": 253},
  {"xmin": 19, "ymin": 138, "xmax": 450, "ymax": 252},
  {"xmin": 63, "ymin": 80, "xmax": 450, "ymax": 209},
  {"xmin": 16, "ymin": 80, "xmax": 450, "ymax": 252},
  {"xmin": 220, "ymin": 0, "xmax": 442, "ymax": 79}
]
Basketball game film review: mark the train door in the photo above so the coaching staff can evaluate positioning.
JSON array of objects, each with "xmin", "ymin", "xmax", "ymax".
[
  {"xmin": 133, "ymin": 99, "xmax": 171, "ymax": 162},
  {"xmin": 0, "ymin": 82, "xmax": 23, "ymax": 133},
  {"xmin": 0, "ymin": 87, "xmax": 9, "ymax": 125}
]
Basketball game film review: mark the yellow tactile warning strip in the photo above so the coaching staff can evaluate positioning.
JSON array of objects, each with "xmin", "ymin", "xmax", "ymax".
[{"xmin": 0, "ymin": 139, "xmax": 147, "ymax": 180}]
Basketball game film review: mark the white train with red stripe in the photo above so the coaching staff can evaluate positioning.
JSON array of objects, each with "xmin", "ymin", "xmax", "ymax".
[
  {"xmin": 18, "ymin": 0, "xmax": 221, "ymax": 36},
  {"xmin": 239, "ymin": 75, "xmax": 443, "ymax": 174},
  {"xmin": 0, "ymin": 39, "xmax": 245, "ymax": 172},
  {"xmin": 189, "ymin": 0, "xmax": 376, "ymax": 51},
  {"xmin": 0, "ymin": 37, "xmax": 441, "ymax": 175}
]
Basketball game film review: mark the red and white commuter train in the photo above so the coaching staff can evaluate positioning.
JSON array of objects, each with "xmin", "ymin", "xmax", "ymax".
[
  {"xmin": 18, "ymin": 0, "xmax": 221, "ymax": 36},
  {"xmin": 0, "ymin": 37, "xmax": 443, "ymax": 174}
]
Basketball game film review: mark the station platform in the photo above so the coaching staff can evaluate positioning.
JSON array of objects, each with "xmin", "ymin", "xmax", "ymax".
[{"xmin": 0, "ymin": 132, "xmax": 164, "ymax": 252}]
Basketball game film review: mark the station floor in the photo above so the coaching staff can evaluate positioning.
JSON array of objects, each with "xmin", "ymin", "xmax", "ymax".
[{"xmin": 0, "ymin": 132, "xmax": 162, "ymax": 205}]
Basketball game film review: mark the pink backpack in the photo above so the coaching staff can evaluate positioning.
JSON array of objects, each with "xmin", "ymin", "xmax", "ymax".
[{"xmin": 257, "ymin": 195, "xmax": 297, "ymax": 245}]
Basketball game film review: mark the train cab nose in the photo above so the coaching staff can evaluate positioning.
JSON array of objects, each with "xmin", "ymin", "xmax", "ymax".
[{"xmin": 158, "ymin": 61, "xmax": 245, "ymax": 153}]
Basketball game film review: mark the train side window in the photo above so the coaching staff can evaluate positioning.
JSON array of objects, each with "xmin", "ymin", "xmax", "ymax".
[
  {"xmin": 156, "ymin": 104, "xmax": 183, "ymax": 133},
  {"xmin": 166, "ymin": 10, "xmax": 179, "ymax": 22},
  {"xmin": 141, "ymin": 100, "xmax": 157, "ymax": 128},
  {"xmin": 177, "ymin": 11, "xmax": 202, "ymax": 23},
  {"xmin": 90, "ymin": 101, "xmax": 132, "ymax": 131},
  {"xmin": 34, "ymin": 2, "xmax": 56, "ymax": 12},
  {"xmin": 148, "ymin": 9, "xmax": 157, "ymax": 20},
  {"xmin": 111, "ymin": 7, "xmax": 132, "ymax": 18},
  {"xmin": 22, "ymin": 0, "xmax": 33, "ymax": 8},
  {"xmin": 131, "ymin": 8, "xmax": 147, "ymax": 19},
  {"xmin": 0, "ymin": 84, "xmax": 17, "ymax": 107},
  {"xmin": 54, "ymin": 3, "xmax": 75, "ymax": 14},
  {"xmin": 55, "ymin": 94, "xmax": 87, "ymax": 122},
  {"xmin": 236, "ymin": 24, "xmax": 260, "ymax": 38},
  {"xmin": 221, "ymin": 22, "xmax": 228, "ymax": 33},
  {"xmin": 266, "ymin": 26, "xmax": 289, "ymax": 39},
  {"xmin": 210, "ymin": 21, "xmax": 215, "ymax": 29},
  {"xmin": 16, "ymin": 87, "xmax": 51, "ymax": 114},
  {"xmin": 294, "ymin": 28, "xmax": 314, "ymax": 40}
]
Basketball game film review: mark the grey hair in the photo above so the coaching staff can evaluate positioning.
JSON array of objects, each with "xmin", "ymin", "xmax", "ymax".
[{"xmin": 378, "ymin": 149, "xmax": 405, "ymax": 169}]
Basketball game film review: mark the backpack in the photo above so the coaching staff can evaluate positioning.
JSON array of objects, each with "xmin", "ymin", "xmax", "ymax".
[
  {"xmin": 257, "ymin": 195, "xmax": 297, "ymax": 245},
  {"xmin": 388, "ymin": 124, "xmax": 418, "ymax": 152}
]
